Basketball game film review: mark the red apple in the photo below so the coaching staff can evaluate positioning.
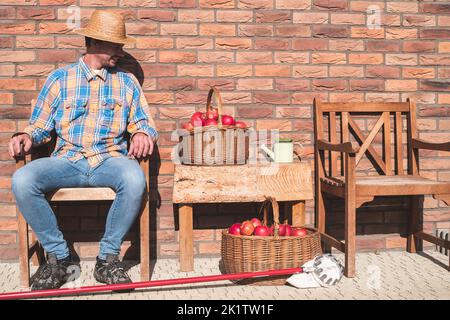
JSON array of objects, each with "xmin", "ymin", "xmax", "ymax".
[
  {"xmin": 240, "ymin": 220, "xmax": 255, "ymax": 236},
  {"xmin": 291, "ymin": 228, "xmax": 308, "ymax": 237},
  {"xmin": 254, "ymin": 226, "xmax": 270, "ymax": 236},
  {"xmin": 235, "ymin": 121, "xmax": 247, "ymax": 129},
  {"xmin": 228, "ymin": 223, "xmax": 241, "ymax": 236},
  {"xmin": 190, "ymin": 111, "xmax": 205, "ymax": 127},
  {"xmin": 181, "ymin": 122, "xmax": 194, "ymax": 131},
  {"xmin": 203, "ymin": 118, "xmax": 218, "ymax": 127},
  {"xmin": 278, "ymin": 223, "xmax": 292, "ymax": 236},
  {"xmin": 221, "ymin": 115, "xmax": 235, "ymax": 126},
  {"xmin": 250, "ymin": 218, "xmax": 262, "ymax": 228}
]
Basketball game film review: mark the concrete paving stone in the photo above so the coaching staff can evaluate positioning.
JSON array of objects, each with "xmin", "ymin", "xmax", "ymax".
[{"xmin": 0, "ymin": 250, "xmax": 449, "ymax": 300}]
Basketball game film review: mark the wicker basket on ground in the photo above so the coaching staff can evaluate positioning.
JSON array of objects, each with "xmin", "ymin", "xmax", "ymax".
[{"xmin": 221, "ymin": 196, "xmax": 322, "ymax": 285}]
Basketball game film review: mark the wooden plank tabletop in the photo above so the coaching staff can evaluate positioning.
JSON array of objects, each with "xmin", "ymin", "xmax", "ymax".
[{"xmin": 172, "ymin": 162, "xmax": 313, "ymax": 203}]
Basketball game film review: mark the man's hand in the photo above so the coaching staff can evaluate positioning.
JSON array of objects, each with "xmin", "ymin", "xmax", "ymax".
[
  {"xmin": 8, "ymin": 133, "xmax": 32, "ymax": 159},
  {"xmin": 128, "ymin": 132, "xmax": 154, "ymax": 159}
]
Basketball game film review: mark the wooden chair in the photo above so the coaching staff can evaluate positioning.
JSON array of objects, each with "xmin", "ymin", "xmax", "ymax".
[
  {"xmin": 15, "ymin": 101, "xmax": 151, "ymax": 288},
  {"xmin": 313, "ymin": 98, "xmax": 450, "ymax": 278}
]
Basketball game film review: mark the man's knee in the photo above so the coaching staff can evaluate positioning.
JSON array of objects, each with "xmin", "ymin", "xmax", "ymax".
[
  {"xmin": 118, "ymin": 167, "xmax": 146, "ymax": 196},
  {"xmin": 12, "ymin": 166, "xmax": 35, "ymax": 197}
]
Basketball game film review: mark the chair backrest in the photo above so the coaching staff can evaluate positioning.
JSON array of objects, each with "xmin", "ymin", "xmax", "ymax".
[{"xmin": 313, "ymin": 99, "xmax": 417, "ymax": 177}]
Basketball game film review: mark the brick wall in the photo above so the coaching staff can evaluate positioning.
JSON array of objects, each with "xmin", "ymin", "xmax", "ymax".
[{"xmin": 0, "ymin": 0, "xmax": 449, "ymax": 261}]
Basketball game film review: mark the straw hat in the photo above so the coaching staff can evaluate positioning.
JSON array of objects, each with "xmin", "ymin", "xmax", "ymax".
[{"xmin": 74, "ymin": 10, "xmax": 136, "ymax": 45}]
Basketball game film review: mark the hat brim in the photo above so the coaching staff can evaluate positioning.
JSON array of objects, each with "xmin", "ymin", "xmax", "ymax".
[{"xmin": 74, "ymin": 28, "xmax": 136, "ymax": 45}]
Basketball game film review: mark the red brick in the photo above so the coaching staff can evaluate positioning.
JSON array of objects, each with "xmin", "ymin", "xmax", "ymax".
[
  {"xmin": 199, "ymin": 0, "xmax": 235, "ymax": 8},
  {"xmin": 137, "ymin": 38, "xmax": 173, "ymax": 49},
  {"xmin": 292, "ymin": 39, "xmax": 328, "ymax": 51},
  {"xmin": 313, "ymin": 79, "xmax": 346, "ymax": 91},
  {"xmin": 275, "ymin": 52, "xmax": 308, "ymax": 64},
  {"xmin": 56, "ymin": 37, "xmax": 84, "ymax": 49},
  {"xmin": 127, "ymin": 22, "xmax": 158, "ymax": 35},
  {"xmin": 160, "ymin": 23, "xmax": 197, "ymax": 36},
  {"xmin": 174, "ymin": 92, "xmax": 205, "ymax": 104},
  {"xmin": 350, "ymin": 79, "xmax": 384, "ymax": 91},
  {"xmin": 403, "ymin": 67, "xmax": 435, "ymax": 79},
  {"xmin": 0, "ymin": 23, "xmax": 35, "ymax": 34},
  {"xmin": 256, "ymin": 119, "xmax": 292, "ymax": 131},
  {"xmin": 0, "ymin": 247, "xmax": 18, "ymax": 261},
  {"xmin": 385, "ymin": 80, "xmax": 417, "ymax": 92},
  {"xmin": 419, "ymin": 106, "xmax": 450, "ymax": 117},
  {"xmin": 439, "ymin": 94, "xmax": 450, "ymax": 104},
  {"xmin": 0, "ymin": 219, "xmax": 18, "ymax": 231},
  {"xmin": 402, "ymin": 41, "xmax": 435, "ymax": 53},
  {"xmin": 39, "ymin": 22, "xmax": 72, "ymax": 34},
  {"xmin": 237, "ymin": 79, "xmax": 273, "ymax": 91},
  {"xmin": 239, "ymin": 25, "xmax": 273, "ymax": 37},
  {"xmin": 276, "ymin": 0, "xmax": 310, "ymax": 9},
  {"xmin": 438, "ymin": 16, "xmax": 450, "ymax": 27},
  {"xmin": 120, "ymin": 0, "xmax": 156, "ymax": 6},
  {"xmin": 328, "ymin": 39, "xmax": 364, "ymax": 51},
  {"xmin": 403, "ymin": 15, "xmax": 436, "ymax": 27},
  {"xmin": 197, "ymin": 79, "xmax": 234, "ymax": 90},
  {"xmin": 256, "ymin": 10, "xmax": 291, "ymax": 23},
  {"xmin": 366, "ymin": 66, "xmax": 400, "ymax": 78},
  {"xmin": 37, "ymin": 50, "xmax": 77, "ymax": 63},
  {"xmin": 254, "ymin": 92, "xmax": 290, "ymax": 105},
  {"xmin": 0, "ymin": 37, "xmax": 13, "ymax": 48},
  {"xmin": 177, "ymin": 38, "xmax": 213, "ymax": 50},
  {"xmin": 293, "ymin": 65, "xmax": 327, "ymax": 78},
  {"xmin": 275, "ymin": 79, "xmax": 309, "ymax": 91},
  {"xmin": 331, "ymin": 13, "xmax": 365, "ymax": 25},
  {"xmin": 386, "ymin": 54, "xmax": 417, "ymax": 66},
  {"xmin": 198, "ymin": 51, "xmax": 234, "ymax": 63},
  {"xmin": 420, "ymin": 29, "xmax": 450, "ymax": 39},
  {"xmin": 350, "ymin": 1, "xmax": 385, "ymax": 12},
  {"xmin": 222, "ymin": 92, "xmax": 252, "ymax": 104},
  {"xmin": 349, "ymin": 53, "xmax": 383, "ymax": 65},
  {"xmin": 159, "ymin": 51, "xmax": 196, "ymax": 63},
  {"xmin": 0, "ymin": 234, "xmax": 15, "ymax": 245},
  {"xmin": 366, "ymin": 40, "xmax": 400, "ymax": 52},
  {"xmin": 178, "ymin": 65, "xmax": 213, "ymax": 77},
  {"xmin": 329, "ymin": 92, "xmax": 364, "ymax": 103},
  {"xmin": 179, "ymin": 10, "xmax": 214, "ymax": 22},
  {"xmin": 0, "ymin": 92, "xmax": 14, "ymax": 104},
  {"xmin": 16, "ymin": 36, "xmax": 54, "ymax": 49},
  {"xmin": 239, "ymin": 0, "xmax": 273, "ymax": 9},
  {"xmin": 17, "ymin": 64, "xmax": 54, "ymax": 77},
  {"xmin": 138, "ymin": 10, "xmax": 176, "ymax": 21},
  {"xmin": 420, "ymin": 55, "xmax": 450, "ymax": 66},
  {"xmin": 387, "ymin": 2, "xmax": 418, "ymax": 13},
  {"xmin": 330, "ymin": 66, "xmax": 364, "ymax": 78},
  {"xmin": 439, "ymin": 42, "xmax": 450, "ymax": 53},
  {"xmin": 215, "ymin": 38, "xmax": 251, "ymax": 50},
  {"xmin": 236, "ymin": 52, "xmax": 272, "ymax": 64},
  {"xmin": 237, "ymin": 106, "xmax": 273, "ymax": 118},
  {"xmin": 421, "ymin": 3, "xmax": 450, "ymax": 14},
  {"xmin": 386, "ymin": 28, "xmax": 418, "ymax": 40},
  {"xmin": 255, "ymin": 65, "xmax": 290, "ymax": 77},
  {"xmin": 357, "ymin": 236, "xmax": 385, "ymax": 250},
  {"xmin": 420, "ymin": 80, "xmax": 450, "ymax": 92},
  {"xmin": 366, "ymin": 93, "xmax": 399, "ymax": 103},
  {"xmin": 0, "ymin": 79, "xmax": 36, "ymax": 90},
  {"xmin": 276, "ymin": 106, "xmax": 311, "ymax": 118},
  {"xmin": 200, "ymin": 24, "xmax": 236, "ymax": 36},
  {"xmin": 16, "ymin": 8, "xmax": 55, "ymax": 20},
  {"xmin": 312, "ymin": 25, "xmax": 348, "ymax": 38},
  {"xmin": 313, "ymin": 0, "xmax": 347, "ymax": 10},
  {"xmin": 275, "ymin": 25, "xmax": 311, "ymax": 37},
  {"xmin": 293, "ymin": 12, "xmax": 329, "ymax": 24},
  {"xmin": 0, "ymin": 51, "xmax": 35, "ymax": 62},
  {"xmin": 312, "ymin": 52, "xmax": 346, "ymax": 64},
  {"xmin": 159, "ymin": 0, "xmax": 195, "ymax": 8},
  {"xmin": 351, "ymin": 27, "xmax": 384, "ymax": 39},
  {"xmin": 216, "ymin": 65, "xmax": 251, "ymax": 77},
  {"xmin": 142, "ymin": 64, "xmax": 176, "ymax": 77},
  {"xmin": 0, "ymin": 7, "xmax": 15, "ymax": 19}
]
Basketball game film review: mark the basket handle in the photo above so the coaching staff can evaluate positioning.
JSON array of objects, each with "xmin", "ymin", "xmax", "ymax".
[
  {"xmin": 206, "ymin": 86, "xmax": 224, "ymax": 127},
  {"xmin": 259, "ymin": 196, "xmax": 281, "ymax": 237}
]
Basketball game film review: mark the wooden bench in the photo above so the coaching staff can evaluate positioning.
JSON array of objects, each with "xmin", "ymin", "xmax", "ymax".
[
  {"xmin": 15, "ymin": 101, "xmax": 151, "ymax": 288},
  {"xmin": 313, "ymin": 98, "xmax": 450, "ymax": 277},
  {"xmin": 172, "ymin": 162, "xmax": 313, "ymax": 272}
]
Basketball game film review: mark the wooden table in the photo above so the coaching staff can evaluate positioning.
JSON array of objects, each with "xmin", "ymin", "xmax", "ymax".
[{"xmin": 172, "ymin": 162, "xmax": 314, "ymax": 272}]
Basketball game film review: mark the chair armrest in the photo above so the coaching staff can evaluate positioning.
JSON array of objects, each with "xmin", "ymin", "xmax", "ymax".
[
  {"xmin": 317, "ymin": 139, "xmax": 358, "ymax": 155},
  {"xmin": 412, "ymin": 138, "xmax": 450, "ymax": 152}
]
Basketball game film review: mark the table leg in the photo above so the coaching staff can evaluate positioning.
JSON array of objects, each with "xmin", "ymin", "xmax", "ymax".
[
  {"xmin": 290, "ymin": 201, "xmax": 305, "ymax": 227},
  {"xmin": 179, "ymin": 204, "xmax": 194, "ymax": 272}
]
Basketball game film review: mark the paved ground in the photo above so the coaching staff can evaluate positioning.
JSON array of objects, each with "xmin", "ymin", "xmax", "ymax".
[{"xmin": 0, "ymin": 250, "xmax": 448, "ymax": 300}]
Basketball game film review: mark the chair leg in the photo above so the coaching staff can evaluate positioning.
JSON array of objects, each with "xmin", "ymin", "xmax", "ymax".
[
  {"xmin": 344, "ymin": 194, "xmax": 356, "ymax": 278},
  {"xmin": 18, "ymin": 213, "xmax": 30, "ymax": 288},
  {"xmin": 139, "ymin": 198, "xmax": 150, "ymax": 281},
  {"xmin": 407, "ymin": 195, "xmax": 423, "ymax": 253},
  {"xmin": 317, "ymin": 190, "xmax": 331, "ymax": 253},
  {"xmin": 31, "ymin": 231, "xmax": 45, "ymax": 267}
]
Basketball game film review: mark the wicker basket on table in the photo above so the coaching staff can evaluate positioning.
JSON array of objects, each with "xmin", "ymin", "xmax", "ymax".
[
  {"xmin": 221, "ymin": 196, "xmax": 322, "ymax": 286},
  {"xmin": 178, "ymin": 86, "xmax": 250, "ymax": 165}
]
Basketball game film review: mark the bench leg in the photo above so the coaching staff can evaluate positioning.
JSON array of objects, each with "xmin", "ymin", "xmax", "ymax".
[
  {"xmin": 179, "ymin": 204, "xmax": 193, "ymax": 272},
  {"xmin": 316, "ymin": 188, "xmax": 331, "ymax": 254},
  {"xmin": 407, "ymin": 195, "xmax": 423, "ymax": 253},
  {"xmin": 344, "ymin": 195, "xmax": 356, "ymax": 278},
  {"xmin": 140, "ymin": 198, "xmax": 150, "ymax": 281},
  {"xmin": 18, "ymin": 213, "xmax": 30, "ymax": 288}
]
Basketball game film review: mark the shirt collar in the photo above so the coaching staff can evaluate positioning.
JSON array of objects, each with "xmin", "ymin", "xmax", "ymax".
[{"xmin": 79, "ymin": 56, "xmax": 108, "ymax": 82}]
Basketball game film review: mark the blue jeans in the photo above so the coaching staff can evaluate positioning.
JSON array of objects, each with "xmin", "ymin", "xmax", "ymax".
[{"xmin": 12, "ymin": 156, "xmax": 146, "ymax": 260}]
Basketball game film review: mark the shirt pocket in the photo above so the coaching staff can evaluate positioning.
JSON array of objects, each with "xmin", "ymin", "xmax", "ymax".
[
  {"xmin": 99, "ymin": 96, "xmax": 125, "ymax": 136},
  {"xmin": 62, "ymin": 98, "xmax": 88, "ymax": 124}
]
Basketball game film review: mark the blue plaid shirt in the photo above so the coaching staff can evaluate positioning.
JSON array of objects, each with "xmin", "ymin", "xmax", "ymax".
[{"xmin": 23, "ymin": 56, "xmax": 158, "ymax": 167}]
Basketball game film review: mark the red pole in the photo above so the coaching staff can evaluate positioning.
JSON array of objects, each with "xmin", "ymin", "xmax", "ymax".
[{"xmin": 0, "ymin": 267, "xmax": 303, "ymax": 300}]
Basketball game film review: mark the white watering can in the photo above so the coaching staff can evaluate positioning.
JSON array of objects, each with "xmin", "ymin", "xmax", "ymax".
[{"xmin": 260, "ymin": 138, "xmax": 302, "ymax": 163}]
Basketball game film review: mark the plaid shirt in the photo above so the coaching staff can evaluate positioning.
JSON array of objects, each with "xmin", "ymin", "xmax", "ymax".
[{"xmin": 23, "ymin": 56, "xmax": 158, "ymax": 168}]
